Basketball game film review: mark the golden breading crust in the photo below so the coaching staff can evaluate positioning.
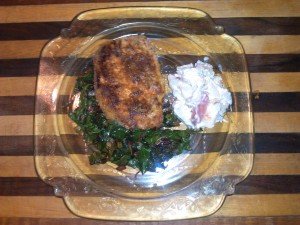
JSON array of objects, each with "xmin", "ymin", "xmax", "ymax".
[{"xmin": 93, "ymin": 36, "xmax": 165, "ymax": 129}]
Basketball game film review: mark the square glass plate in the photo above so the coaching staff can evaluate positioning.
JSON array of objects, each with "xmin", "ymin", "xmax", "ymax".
[{"xmin": 35, "ymin": 6, "xmax": 254, "ymax": 220}]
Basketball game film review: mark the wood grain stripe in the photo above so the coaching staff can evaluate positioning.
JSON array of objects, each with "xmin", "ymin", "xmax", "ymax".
[
  {"xmin": 0, "ymin": 194, "xmax": 299, "ymax": 218},
  {"xmin": 1, "ymin": 154, "xmax": 299, "ymax": 177},
  {"xmin": 214, "ymin": 17, "xmax": 300, "ymax": 35},
  {"xmin": 1, "ymin": 36, "xmax": 299, "ymax": 59},
  {"xmin": 0, "ymin": 1, "xmax": 299, "ymax": 23},
  {"xmin": 33, "ymin": 113, "xmax": 253, "ymax": 135},
  {"xmin": 0, "ymin": 22, "xmax": 70, "ymax": 40},
  {"xmin": 251, "ymin": 73, "xmax": 300, "ymax": 92},
  {"xmin": 1, "ymin": 18, "xmax": 300, "ymax": 41},
  {"xmin": 235, "ymin": 175, "xmax": 300, "ymax": 194},
  {"xmin": 4, "ymin": 0, "xmax": 298, "ymax": 7},
  {"xmin": 66, "ymin": 92, "xmax": 296, "ymax": 113},
  {"xmin": 236, "ymin": 36, "xmax": 300, "ymax": 54},
  {"xmin": 0, "ymin": 177, "xmax": 53, "ymax": 196},
  {"xmin": 254, "ymin": 112, "xmax": 300, "ymax": 133},
  {"xmin": 0, "ymin": 136, "xmax": 34, "ymax": 156},
  {"xmin": 0, "ymin": 96, "xmax": 34, "ymax": 115},
  {"xmin": 0, "ymin": 115, "xmax": 34, "ymax": 136},
  {"xmin": 0, "ymin": 59, "xmax": 39, "ymax": 77},
  {"xmin": 0, "ymin": 196, "xmax": 75, "ymax": 218},
  {"xmin": 0, "ymin": 156, "xmax": 36, "ymax": 177},
  {"xmin": 1, "ymin": 217, "xmax": 300, "ymax": 225},
  {"xmin": 1, "ymin": 55, "xmax": 299, "ymax": 77},
  {"xmin": 246, "ymin": 54, "xmax": 300, "ymax": 73},
  {"xmin": 251, "ymin": 93, "xmax": 300, "ymax": 112},
  {"xmin": 0, "ymin": 0, "xmax": 207, "ymax": 5},
  {"xmin": 0, "ymin": 113, "xmax": 298, "ymax": 136},
  {"xmin": 215, "ymin": 194, "xmax": 300, "ymax": 217},
  {"xmin": 0, "ymin": 175, "xmax": 299, "ymax": 196},
  {"xmin": 0, "ymin": 40, "xmax": 45, "ymax": 59},
  {"xmin": 1, "ymin": 133, "xmax": 298, "ymax": 156},
  {"xmin": 254, "ymin": 133, "xmax": 300, "ymax": 153},
  {"xmin": 1, "ymin": 73, "xmax": 299, "ymax": 97},
  {"xmin": 0, "ymin": 77, "xmax": 36, "ymax": 96},
  {"xmin": 251, "ymin": 154, "xmax": 300, "ymax": 175},
  {"xmin": 1, "ymin": 92, "xmax": 299, "ymax": 116}
]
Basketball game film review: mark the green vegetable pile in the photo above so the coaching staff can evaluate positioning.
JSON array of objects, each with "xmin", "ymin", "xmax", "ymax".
[{"xmin": 69, "ymin": 69, "xmax": 197, "ymax": 174}]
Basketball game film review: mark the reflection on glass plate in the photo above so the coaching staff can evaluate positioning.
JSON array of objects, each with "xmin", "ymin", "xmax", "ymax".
[{"xmin": 35, "ymin": 7, "xmax": 254, "ymax": 220}]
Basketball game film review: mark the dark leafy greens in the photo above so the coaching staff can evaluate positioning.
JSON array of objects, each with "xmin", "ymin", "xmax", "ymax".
[{"xmin": 69, "ymin": 70, "xmax": 197, "ymax": 174}]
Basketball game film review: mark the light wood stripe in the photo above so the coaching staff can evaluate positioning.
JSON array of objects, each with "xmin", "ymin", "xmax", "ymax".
[
  {"xmin": 0, "ymin": 113, "xmax": 296, "ymax": 136},
  {"xmin": 254, "ymin": 112, "xmax": 300, "ymax": 133},
  {"xmin": 0, "ymin": 113, "xmax": 299, "ymax": 136},
  {"xmin": 0, "ymin": 112, "xmax": 300, "ymax": 136},
  {"xmin": 0, "ymin": 115, "xmax": 33, "ymax": 136},
  {"xmin": 215, "ymin": 194, "xmax": 300, "ymax": 217},
  {"xmin": 33, "ymin": 73, "xmax": 251, "ymax": 97},
  {"xmin": 0, "ymin": 40, "xmax": 45, "ymax": 59},
  {"xmin": 0, "ymin": 194, "xmax": 299, "ymax": 218},
  {"xmin": 1, "ymin": 73, "xmax": 299, "ymax": 97},
  {"xmin": 236, "ymin": 36, "xmax": 300, "ymax": 54},
  {"xmin": 38, "ymin": 113, "xmax": 252, "ymax": 135},
  {"xmin": 1, "ymin": 36, "xmax": 299, "ymax": 59},
  {"xmin": 0, "ymin": 196, "xmax": 75, "ymax": 218},
  {"xmin": 0, "ymin": 0, "xmax": 299, "ymax": 23},
  {"xmin": 0, "ymin": 77, "xmax": 36, "ymax": 96},
  {"xmin": 0, "ymin": 156, "xmax": 36, "ymax": 177},
  {"xmin": 0, "ymin": 154, "xmax": 299, "ymax": 177},
  {"xmin": 251, "ymin": 153, "xmax": 300, "ymax": 175},
  {"xmin": 250, "ymin": 73, "xmax": 300, "ymax": 93},
  {"xmin": 35, "ymin": 153, "xmax": 253, "ymax": 179}
]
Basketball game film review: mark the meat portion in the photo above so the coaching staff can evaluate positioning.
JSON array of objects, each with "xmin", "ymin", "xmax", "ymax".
[{"xmin": 93, "ymin": 36, "xmax": 166, "ymax": 129}]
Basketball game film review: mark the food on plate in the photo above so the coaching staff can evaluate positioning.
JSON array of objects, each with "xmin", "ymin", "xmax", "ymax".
[
  {"xmin": 167, "ymin": 60, "xmax": 232, "ymax": 129},
  {"xmin": 93, "ymin": 36, "xmax": 165, "ymax": 129},
  {"xmin": 69, "ymin": 35, "xmax": 232, "ymax": 174}
]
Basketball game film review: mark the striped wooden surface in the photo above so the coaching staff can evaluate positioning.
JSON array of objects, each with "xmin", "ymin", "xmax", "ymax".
[{"xmin": 0, "ymin": 0, "xmax": 299, "ymax": 224}]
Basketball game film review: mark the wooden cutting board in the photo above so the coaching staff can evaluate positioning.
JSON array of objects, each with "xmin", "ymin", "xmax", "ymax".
[{"xmin": 0, "ymin": 0, "xmax": 299, "ymax": 224}]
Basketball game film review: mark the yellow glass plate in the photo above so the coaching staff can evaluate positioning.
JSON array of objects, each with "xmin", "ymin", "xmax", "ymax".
[{"xmin": 35, "ymin": 7, "xmax": 254, "ymax": 220}]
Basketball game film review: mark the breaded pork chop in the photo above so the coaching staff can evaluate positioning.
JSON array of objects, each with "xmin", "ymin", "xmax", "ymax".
[{"xmin": 93, "ymin": 36, "xmax": 166, "ymax": 129}]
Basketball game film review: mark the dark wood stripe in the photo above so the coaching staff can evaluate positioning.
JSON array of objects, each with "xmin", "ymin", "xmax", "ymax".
[
  {"xmin": 7, "ymin": 133, "xmax": 251, "ymax": 156},
  {"xmin": 1, "ymin": 133, "xmax": 298, "ymax": 156},
  {"xmin": 0, "ymin": 22, "xmax": 70, "ymax": 40},
  {"xmin": 55, "ymin": 93, "xmax": 251, "ymax": 115},
  {"xmin": 61, "ymin": 17, "xmax": 300, "ymax": 37},
  {"xmin": 61, "ymin": 18, "xmax": 221, "ymax": 38},
  {"xmin": 255, "ymin": 133, "xmax": 300, "ymax": 153},
  {"xmin": 252, "ymin": 92, "xmax": 300, "ymax": 112},
  {"xmin": 56, "ymin": 92, "xmax": 300, "ymax": 115},
  {"xmin": 235, "ymin": 92, "xmax": 300, "ymax": 113},
  {"xmin": 234, "ymin": 175, "xmax": 300, "ymax": 195},
  {"xmin": 1, "ymin": 18, "xmax": 300, "ymax": 40},
  {"xmin": 0, "ymin": 175, "xmax": 299, "ymax": 196},
  {"xmin": 0, "ymin": 92, "xmax": 298, "ymax": 116},
  {"xmin": 38, "ymin": 55, "xmax": 247, "ymax": 79},
  {"xmin": 1, "ymin": 217, "xmax": 300, "ymax": 225},
  {"xmin": 214, "ymin": 17, "xmax": 300, "ymax": 35},
  {"xmin": 34, "ymin": 133, "xmax": 235, "ymax": 156},
  {"xmin": 0, "ymin": 58, "xmax": 39, "ymax": 77},
  {"xmin": 0, "ymin": 177, "xmax": 54, "ymax": 196},
  {"xmin": 246, "ymin": 54, "xmax": 300, "ymax": 73},
  {"xmin": 1, "ymin": 54, "xmax": 299, "ymax": 77},
  {"xmin": 0, "ymin": 136, "xmax": 33, "ymax": 156},
  {"xmin": 0, "ymin": 96, "xmax": 34, "ymax": 115}
]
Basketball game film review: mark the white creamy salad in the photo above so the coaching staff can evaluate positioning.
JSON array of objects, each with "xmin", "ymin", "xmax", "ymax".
[{"xmin": 167, "ymin": 60, "xmax": 232, "ymax": 129}]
